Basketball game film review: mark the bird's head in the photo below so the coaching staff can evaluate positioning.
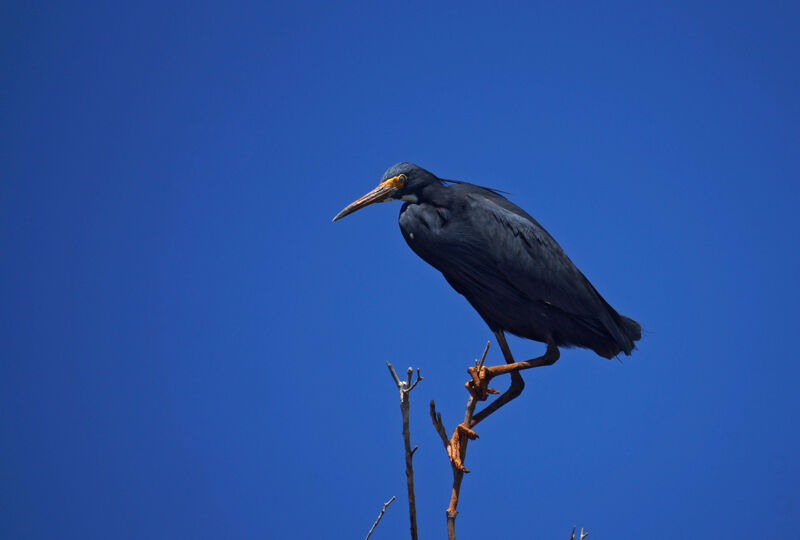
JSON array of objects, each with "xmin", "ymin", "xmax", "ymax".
[{"xmin": 332, "ymin": 162, "xmax": 437, "ymax": 222}]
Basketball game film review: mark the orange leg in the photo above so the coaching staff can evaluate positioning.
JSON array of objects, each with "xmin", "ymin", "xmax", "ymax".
[
  {"xmin": 468, "ymin": 332, "xmax": 559, "ymax": 402},
  {"xmin": 448, "ymin": 331, "xmax": 560, "ymax": 471},
  {"xmin": 471, "ymin": 332, "xmax": 558, "ymax": 426}
]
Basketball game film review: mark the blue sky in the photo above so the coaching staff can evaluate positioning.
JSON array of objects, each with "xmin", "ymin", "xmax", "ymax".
[{"xmin": 2, "ymin": 1, "xmax": 798, "ymax": 538}]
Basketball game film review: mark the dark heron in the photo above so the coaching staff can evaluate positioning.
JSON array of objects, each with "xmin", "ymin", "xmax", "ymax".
[{"xmin": 333, "ymin": 162, "xmax": 641, "ymax": 468}]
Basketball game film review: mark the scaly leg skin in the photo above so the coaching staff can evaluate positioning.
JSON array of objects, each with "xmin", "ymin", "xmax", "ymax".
[
  {"xmin": 448, "ymin": 331, "xmax": 560, "ymax": 471},
  {"xmin": 465, "ymin": 365, "xmax": 501, "ymax": 400},
  {"xmin": 467, "ymin": 332, "xmax": 560, "ymax": 403},
  {"xmin": 447, "ymin": 423, "xmax": 478, "ymax": 472}
]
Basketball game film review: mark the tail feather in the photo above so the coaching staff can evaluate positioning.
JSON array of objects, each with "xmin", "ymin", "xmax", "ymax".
[
  {"xmin": 621, "ymin": 315, "xmax": 642, "ymax": 343},
  {"xmin": 570, "ymin": 311, "xmax": 641, "ymax": 358},
  {"xmin": 612, "ymin": 314, "xmax": 642, "ymax": 356}
]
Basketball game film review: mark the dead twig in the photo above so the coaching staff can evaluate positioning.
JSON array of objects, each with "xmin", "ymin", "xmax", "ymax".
[
  {"xmin": 430, "ymin": 341, "xmax": 490, "ymax": 540},
  {"xmin": 568, "ymin": 526, "xmax": 590, "ymax": 540},
  {"xmin": 364, "ymin": 496, "xmax": 396, "ymax": 540},
  {"xmin": 386, "ymin": 362, "xmax": 423, "ymax": 540}
]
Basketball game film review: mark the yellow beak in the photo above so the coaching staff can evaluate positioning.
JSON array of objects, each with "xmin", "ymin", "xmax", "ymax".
[{"xmin": 331, "ymin": 176, "xmax": 404, "ymax": 222}]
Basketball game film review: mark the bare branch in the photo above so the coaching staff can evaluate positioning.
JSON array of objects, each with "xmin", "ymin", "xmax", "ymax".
[
  {"xmin": 476, "ymin": 340, "xmax": 490, "ymax": 368},
  {"xmin": 568, "ymin": 526, "xmax": 590, "ymax": 540},
  {"xmin": 364, "ymin": 496, "xmax": 396, "ymax": 540},
  {"xmin": 408, "ymin": 368, "xmax": 423, "ymax": 391},
  {"xmin": 386, "ymin": 362, "xmax": 422, "ymax": 540},
  {"xmin": 430, "ymin": 400, "xmax": 449, "ymax": 447},
  {"xmin": 386, "ymin": 362, "xmax": 402, "ymax": 388},
  {"xmin": 429, "ymin": 341, "xmax": 492, "ymax": 540}
]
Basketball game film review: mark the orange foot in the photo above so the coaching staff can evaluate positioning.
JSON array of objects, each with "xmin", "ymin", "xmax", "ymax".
[
  {"xmin": 447, "ymin": 423, "xmax": 479, "ymax": 472},
  {"xmin": 465, "ymin": 365, "xmax": 501, "ymax": 401}
]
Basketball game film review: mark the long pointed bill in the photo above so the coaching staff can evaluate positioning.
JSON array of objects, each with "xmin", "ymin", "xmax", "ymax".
[{"xmin": 331, "ymin": 176, "xmax": 403, "ymax": 222}]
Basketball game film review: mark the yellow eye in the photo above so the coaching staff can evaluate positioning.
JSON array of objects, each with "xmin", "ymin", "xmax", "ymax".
[{"xmin": 399, "ymin": 174, "xmax": 407, "ymax": 185}]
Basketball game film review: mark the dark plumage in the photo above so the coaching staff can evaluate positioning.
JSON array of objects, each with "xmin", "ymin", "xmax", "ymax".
[{"xmin": 334, "ymin": 162, "xmax": 641, "ymax": 359}]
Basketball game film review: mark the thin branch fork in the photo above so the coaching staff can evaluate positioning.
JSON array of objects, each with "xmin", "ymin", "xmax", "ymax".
[
  {"xmin": 386, "ymin": 362, "xmax": 423, "ymax": 540},
  {"xmin": 569, "ymin": 526, "xmax": 590, "ymax": 540},
  {"xmin": 430, "ymin": 340, "xmax": 491, "ymax": 540},
  {"xmin": 364, "ymin": 496, "xmax": 396, "ymax": 540}
]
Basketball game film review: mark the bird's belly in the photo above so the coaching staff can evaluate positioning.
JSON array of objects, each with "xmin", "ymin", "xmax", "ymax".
[
  {"xmin": 443, "ymin": 269, "xmax": 554, "ymax": 341},
  {"xmin": 408, "ymin": 247, "xmax": 545, "ymax": 338}
]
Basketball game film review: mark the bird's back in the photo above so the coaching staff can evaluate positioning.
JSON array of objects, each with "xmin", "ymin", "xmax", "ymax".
[{"xmin": 399, "ymin": 182, "xmax": 641, "ymax": 358}]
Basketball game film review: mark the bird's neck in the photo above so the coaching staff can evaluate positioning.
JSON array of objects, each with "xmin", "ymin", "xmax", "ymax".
[{"xmin": 415, "ymin": 181, "xmax": 451, "ymax": 207}]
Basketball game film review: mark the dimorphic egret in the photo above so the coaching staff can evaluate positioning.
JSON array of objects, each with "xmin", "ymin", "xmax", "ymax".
[{"xmin": 333, "ymin": 162, "xmax": 641, "ymax": 469}]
